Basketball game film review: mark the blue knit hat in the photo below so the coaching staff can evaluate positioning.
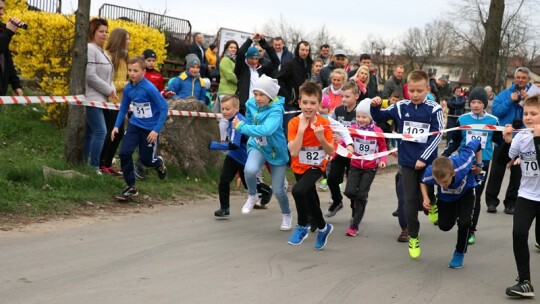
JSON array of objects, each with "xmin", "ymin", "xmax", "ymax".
[{"xmin": 245, "ymin": 46, "xmax": 260, "ymax": 59}]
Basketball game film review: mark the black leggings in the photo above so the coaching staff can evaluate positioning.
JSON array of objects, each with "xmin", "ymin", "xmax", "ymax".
[
  {"xmin": 292, "ymin": 168, "xmax": 326, "ymax": 229},
  {"xmin": 343, "ymin": 167, "xmax": 377, "ymax": 226},
  {"xmin": 327, "ymin": 155, "xmax": 350, "ymax": 205},
  {"xmin": 438, "ymin": 189, "xmax": 475, "ymax": 254},
  {"xmin": 100, "ymin": 109, "xmax": 124, "ymax": 168},
  {"xmin": 512, "ymin": 196, "xmax": 540, "ymax": 282}
]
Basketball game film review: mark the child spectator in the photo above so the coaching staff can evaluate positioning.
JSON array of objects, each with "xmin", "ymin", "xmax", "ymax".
[
  {"xmin": 205, "ymin": 43, "xmax": 218, "ymax": 68},
  {"xmin": 209, "ymin": 95, "xmax": 272, "ymax": 217},
  {"xmin": 143, "ymin": 49, "xmax": 164, "ymax": 92},
  {"xmin": 311, "ymin": 58, "xmax": 324, "ymax": 84},
  {"xmin": 232, "ymin": 75, "xmax": 292, "ymax": 230},
  {"xmin": 343, "ymin": 98, "xmax": 387, "ymax": 236},
  {"xmin": 371, "ymin": 70, "xmax": 443, "ymax": 259},
  {"xmin": 322, "ymin": 68, "xmax": 347, "ymax": 113},
  {"xmin": 421, "ymin": 139, "xmax": 482, "ymax": 268},
  {"xmin": 163, "ymin": 54, "xmax": 207, "ymax": 103},
  {"xmin": 503, "ymin": 95, "xmax": 540, "ymax": 298},
  {"xmin": 442, "ymin": 87, "xmax": 503, "ymax": 245},
  {"xmin": 112, "ymin": 56, "xmax": 169, "ymax": 201},
  {"xmin": 326, "ymin": 82, "xmax": 359, "ymax": 217},
  {"xmin": 287, "ymin": 81, "xmax": 335, "ymax": 249}
]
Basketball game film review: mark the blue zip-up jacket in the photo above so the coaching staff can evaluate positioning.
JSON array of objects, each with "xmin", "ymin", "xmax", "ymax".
[
  {"xmin": 166, "ymin": 71, "xmax": 207, "ymax": 103},
  {"xmin": 492, "ymin": 83, "xmax": 531, "ymax": 126},
  {"xmin": 422, "ymin": 139, "xmax": 481, "ymax": 202},
  {"xmin": 235, "ymin": 96, "xmax": 289, "ymax": 166},
  {"xmin": 371, "ymin": 98, "xmax": 444, "ymax": 168},
  {"xmin": 114, "ymin": 78, "xmax": 169, "ymax": 133},
  {"xmin": 208, "ymin": 113, "xmax": 248, "ymax": 165},
  {"xmin": 442, "ymin": 111, "xmax": 503, "ymax": 160}
]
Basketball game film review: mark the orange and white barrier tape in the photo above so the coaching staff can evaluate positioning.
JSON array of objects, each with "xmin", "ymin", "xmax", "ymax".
[{"xmin": 335, "ymin": 144, "xmax": 398, "ymax": 160}]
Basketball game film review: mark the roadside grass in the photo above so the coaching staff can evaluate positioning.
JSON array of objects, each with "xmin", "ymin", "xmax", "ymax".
[{"xmin": 0, "ymin": 104, "xmax": 220, "ymax": 215}]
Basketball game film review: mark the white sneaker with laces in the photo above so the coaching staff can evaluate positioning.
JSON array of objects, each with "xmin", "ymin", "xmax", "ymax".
[
  {"xmin": 242, "ymin": 194, "xmax": 259, "ymax": 214},
  {"xmin": 280, "ymin": 213, "xmax": 292, "ymax": 231}
]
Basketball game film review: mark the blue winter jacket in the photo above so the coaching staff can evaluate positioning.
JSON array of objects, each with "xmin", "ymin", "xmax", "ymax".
[
  {"xmin": 371, "ymin": 98, "xmax": 444, "ymax": 168},
  {"xmin": 423, "ymin": 139, "xmax": 481, "ymax": 202},
  {"xmin": 208, "ymin": 113, "xmax": 248, "ymax": 165},
  {"xmin": 236, "ymin": 96, "xmax": 289, "ymax": 166},
  {"xmin": 166, "ymin": 71, "xmax": 207, "ymax": 103},
  {"xmin": 492, "ymin": 83, "xmax": 531, "ymax": 126}
]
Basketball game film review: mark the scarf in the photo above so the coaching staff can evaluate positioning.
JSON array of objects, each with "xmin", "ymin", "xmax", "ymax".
[
  {"xmin": 355, "ymin": 78, "xmax": 367, "ymax": 95},
  {"xmin": 330, "ymin": 85, "xmax": 342, "ymax": 95},
  {"xmin": 224, "ymin": 51, "xmax": 236, "ymax": 62}
]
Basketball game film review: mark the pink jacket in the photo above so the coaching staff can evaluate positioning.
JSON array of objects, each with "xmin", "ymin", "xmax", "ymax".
[{"xmin": 350, "ymin": 124, "xmax": 387, "ymax": 170}]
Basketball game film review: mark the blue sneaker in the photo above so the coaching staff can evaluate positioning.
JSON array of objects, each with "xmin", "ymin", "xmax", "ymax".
[
  {"xmin": 449, "ymin": 251, "xmax": 464, "ymax": 269},
  {"xmin": 314, "ymin": 223, "xmax": 333, "ymax": 250},
  {"xmin": 288, "ymin": 225, "xmax": 309, "ymax": 245}
]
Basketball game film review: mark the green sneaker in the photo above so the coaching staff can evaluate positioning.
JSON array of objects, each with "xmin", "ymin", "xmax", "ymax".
[
  {"xmin": 428, "ymin": 204, "xmax": 438, "ymax": 224},
  {"xmin": 468, "ymin": 233, "xmax": 476, "ymax": 245},
  {"xmin": 408, "ymin": 237, "xmax": 421, "ymax": 259},
  {"xmin": 319, "ymin": 178, "xmax": 328, "ymax": 191}
]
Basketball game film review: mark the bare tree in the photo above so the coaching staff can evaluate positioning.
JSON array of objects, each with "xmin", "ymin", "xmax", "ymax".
[{"xmin": 64, "ymin": 0, "xmax": 90, "ymax": 165}]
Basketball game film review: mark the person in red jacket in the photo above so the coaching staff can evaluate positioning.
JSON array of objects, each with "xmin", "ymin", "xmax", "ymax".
[{"xmin": 143, "ymin": 49, "xmax": 164, "ymax": 92}]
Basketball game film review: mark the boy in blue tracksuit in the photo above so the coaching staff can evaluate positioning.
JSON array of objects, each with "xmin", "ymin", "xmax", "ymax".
[
  {"xmin": 163, "ymin": 53, "xmax": 207, "ymax": 103},
  {"xmin": 112, "ymin": 56, "xmax": 169, "ymax": 201},
  {"xmin": 209, "ymin": 95, "xmax": 272, "ymax": 217},
  {"xmin": 371, "ymin": 70, "xmax": 443, "ymax": 259},
  {"xmin": 442, "ymin": 87, "xmax": 504, "ymax": 244},
  {"xmin": 421, "ymin": 138, "xmax": 482, "ymax": 269}
]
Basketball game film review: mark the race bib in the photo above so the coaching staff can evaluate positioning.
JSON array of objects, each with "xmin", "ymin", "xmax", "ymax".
[
  {"xmin": 133, "ymin": 102, "xmax": 153, "ymax": 119},
  {"xmin": 353, "ymin": 138, "xmax": 376, "ymax": 156},
  {"xmin": 466, "ymin": 130, "xmax": 487, "ymax": 149},
  {"xmin": 521, "ymin": 153, "xmax": 540, "ymax": 177},
  {"xmin": 299, "ymin": 146, "xmax": 326, "ymax": 166},
  {"xmin": 403, "ymin": 121, "xmax": 429, "ymax": 143},
  {"xmin": 253, "ymin": 136, "xmax": 268, "ymax": 146}
]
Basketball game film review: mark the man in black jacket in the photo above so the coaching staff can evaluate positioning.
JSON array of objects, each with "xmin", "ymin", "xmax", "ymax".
[
  {"xmin": 348, "ymin": 53, "xmax": 378, "ymax": 98},
  {"xmin": 319, "ymin": 49, "xmax": 347, "ymax": 88},
  {"xmin": 0, "ymin": 0, "xmax": 23, "ymax": 96},
  {"xmin": 188, "ymin": 32, "xmax": 210, "ymax": 78},
  {"xmin": 234, "ymin": 33, "xmax": 279, "ymax": 113}
]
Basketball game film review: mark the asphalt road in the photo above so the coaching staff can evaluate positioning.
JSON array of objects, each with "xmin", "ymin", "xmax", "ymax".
[{"xmin": 0, "ymin": 170, "xmax": 537, "ymax": 304}]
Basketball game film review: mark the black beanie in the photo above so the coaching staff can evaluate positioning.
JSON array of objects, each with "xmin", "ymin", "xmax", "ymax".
[
  {"xmin": 468, "ymin": 87, "xmax": 488, "ymax": 109},
  {"xmin": 143, "ymin": 49, "xmax": 157, "ymax": 59}
]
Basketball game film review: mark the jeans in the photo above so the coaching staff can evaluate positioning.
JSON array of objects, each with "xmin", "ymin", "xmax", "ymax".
[
  {"xmin": 244, "ymin": 149, "xmax": 290, "ymax": 214},
  {"xmin": 84, "ymin": 106, "xmax": 106, "ymax": 169}
]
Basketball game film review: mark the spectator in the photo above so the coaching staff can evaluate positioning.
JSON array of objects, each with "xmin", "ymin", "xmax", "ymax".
[
  {"xmin": 347, "ymin": 61, "xmax": 360, "ymax": 76},
  {"xmin": 143, "ymin": 49, "xmax": 164, "ymax": 92},
  {"xmin": 318, "ymin": 44, "xmax": 331, "ymax": 65},
  {"xmin": 311, "ymin": 58, "xmax": 323, "ymax": 83},
  {"xmin": 382, "ymin": 65, "xmax": 404, "ymax": 99},
  {"xmin": 348, "ymin": 54, "xmax": 378, "ymax": 98},
  {"xmin": 446, "ymin": 86, "xmax": 467, "ymax": 129},
  {"xmin": 205, "ymin": 43, "xmax": 218, "ymax": 68},
  {"xmin": 484, "ymin": 85, "xmax": 495, "ymax": 113},
  {"xmin": 322, "ymin": 68, "xmax": 347, "ymax": 113},
  {"xmin": 217, "ymin": 40, "xmax": 239, "ymax": 100},
  {"xmin": 429, "ymin": 74, "xmax": 448, "ymax": 104},
  {"xmin": 0, "ymin": 0, "xmax": 23, "ymax": 96},
  {"xmin": 188, "ymin": 32, "xmax": 210, "ymax": 77},
  {"xmin": 319, "ymin": 49, "xmax": 347, "ymax": 88},
  {"xmin": 271, "ymin": 36, "xmax": 293, "ymax": 73},
  {"xmin": 84, "ymin": 18, "xmax": 116, "ymax": 174},
  {"xmin": 163, "ymin": 54, "xmax": 207, "ymax": 103},
  {"xmin": 350, "ymin": 65, "xmax": 373, "ymax": 101}
]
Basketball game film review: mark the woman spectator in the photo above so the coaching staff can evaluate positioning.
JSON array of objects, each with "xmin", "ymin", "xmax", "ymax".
[
  {"xmin": 100, "ymin": 28, "xmax": 130, "ymax": 175},
  {"xmin": 84, "ymin": 18, "xmax": 116, "ymax": 174},
  {"xmin": 350, "ymin": 65, "xmax": 372, "ymax": 101},
  {"xmin": 215, "ymin": 40, "xmax": 239, "ymax": 140}
]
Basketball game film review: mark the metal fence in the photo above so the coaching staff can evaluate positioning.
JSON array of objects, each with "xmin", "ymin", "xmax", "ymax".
[
  {"xmin": 26, "ymin": 0, "xmax": 61, "ymax": 13},
  {"xmin": 98, "ymin": 4, "xmax": 191, "ymax": 39}
]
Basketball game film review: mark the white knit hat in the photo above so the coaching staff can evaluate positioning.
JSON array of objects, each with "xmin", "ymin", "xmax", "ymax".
[
  {"xmin": 253, "ymin": 75, "xmax": 280, "ymax": 100},
  {"xmin": 356, "ymin": 98, "xmax": 372, "ymax": 120}
]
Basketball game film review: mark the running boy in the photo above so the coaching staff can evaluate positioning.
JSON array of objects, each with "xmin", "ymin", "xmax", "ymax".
[
  {"xmin": 504, "ymin": 95, "xmax": 540, "ymax": 298},
  {"xmin": 421, "ymin": 139, "xmax": 482, "ymax": 269},
  {"xmin": 287, "ymin": 80, "xmax": 335, "ymax": 249},
  {"xmin": 343, "ymin": 98, "xmax": 387, "ymax": 237},
  {"xmin": 233, "ymin": 75, "xmax": 292, "ymax": 230},
  {"xmin": 112, "ymin": 56, "xmax": 168, "ymax": 201},
  {"xmin": 371, "ymin": 70, "xmax": 443, "ymax": 259}
]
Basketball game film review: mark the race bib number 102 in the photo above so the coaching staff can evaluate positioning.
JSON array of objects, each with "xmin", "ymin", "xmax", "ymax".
[{"xmin": 403, "ymin": 121, "xmax": 429, "ymax": 143}]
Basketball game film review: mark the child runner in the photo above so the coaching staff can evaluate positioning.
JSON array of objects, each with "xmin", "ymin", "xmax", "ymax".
[
  {"xmin": 287, "ymin": 80, "xmax": 335, "ymax": 249},
  {"xmin": 112, "ymin": 56, "xmax": 168, "ymax": 201},
  {"xmin": 233, "ymin": 75, "xmax": 292, "ymax": 230},
  {"xmin": 343, "ymin": 98, "xmax": 387, "ymax": 236},
  {"xmin": 371, "ymin": 70, "xmax": 443, "ymax": 259},
  {"xmin": 442, "ymin": 87, "xmax": 503, "ymax": 244},
  {"xmin": 504, "ymin": 95, "xmax": 540, "ymax": 298},
  {"xmin": 421, "ymin": 139, "xmax": 482, "ymax": 268},
  {"xmin": 209, "ymin": 95, "xmax": 272, "ymax": 217}
]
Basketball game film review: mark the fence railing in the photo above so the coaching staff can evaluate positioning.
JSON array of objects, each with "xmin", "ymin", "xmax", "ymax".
[{"xmin": 26, "ymin": 0, "xmax": 61, "ymax": 13}]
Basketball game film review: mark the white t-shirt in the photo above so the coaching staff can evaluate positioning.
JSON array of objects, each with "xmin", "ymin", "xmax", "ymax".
[{"xmin": 509, "ymin": 131, "xmax": 540, "ymax": 201}]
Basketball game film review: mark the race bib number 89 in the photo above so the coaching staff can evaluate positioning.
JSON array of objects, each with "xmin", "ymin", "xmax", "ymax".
[
  {"xmin": 353, "ymin": 138, "xmax": 376, "ymax": 156},
  {"xmin": 299, "ymin": 146, "xmax": 325, "ymax": 166}
]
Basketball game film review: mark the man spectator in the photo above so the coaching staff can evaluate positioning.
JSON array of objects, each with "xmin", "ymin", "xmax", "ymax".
[
  {"xmin": 319, "ymin": 49, "xmax": 347, "ymax": 88},
  {"xmin": 382, "ymin": 65, "xmax": 404, "ymax": 99},
  {"xmin": 0, "ymin": 0, "xmax": 23, "ymax": 97},
  {"xmin": 188, "ymin": 32, "xmax": 210, "ymax": 77},
  {"xmin": 271, "ymin": 37, "xmax": 293, "ymax": 74},
  {"xmin": 484, "ymin": 85, "xmax": 495, "ymax": 113},
  {"xmin": 429, "ymin": 73, "xmax": 448, "ymax": 104},
  {"xmin": 318, "ymin": 44, "xmax": 331, "ymax": 66},
  {"xmin": 348, "ymin": 53, "xmax": 378, "ymax": 98},
  {"xmin": 487, "ymin": 67, "xmax": 532, "ymax": 214}
]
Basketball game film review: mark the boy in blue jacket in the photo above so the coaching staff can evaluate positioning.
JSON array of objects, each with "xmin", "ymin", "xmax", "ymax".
[
  {"xmin": 112, "ymin": 56, "xmax": 169, "ymax": 201},
  {"xmin": 371, "ymin": 70, "xmax": 443, "ymax": 259},
  {"xmin": 421, "ymin": 139, "xmax": 482, "ymax": 269},
  {"xmin": 209, "ymin": 94, "xmax": 272, "ymax": 217},
  {"xmin": 163, "ymin": 53, "xmax": 207, "ymax": 103}
]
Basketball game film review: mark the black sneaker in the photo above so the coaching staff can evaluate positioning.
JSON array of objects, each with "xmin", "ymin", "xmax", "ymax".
[
  {"xmin": 506, "ymin": 279, "xmax": 535, "ymax": 298},
  {"xmin": 135, "ymin": 159, "xmax": 146, "ymax": 180},
  {"xmin": 504, "ymin": 206, "xmax": 515, "ymax": 215},
  {"xmin": 392, "ymin": 210, "xmax": 398, "ymax": 217},
  {"xmin": 487, "ymin": 205, "xmax": 497, "ymax": 213},
  {"xmin": 260, "ymin": 187, "xmax": 273, "ymax": 206},
  {"xmin": 214, "ymin": 208, "xmax": 230, "ymax": 217},
  {"xmin": 115, "ymin": 186, "xmax": 138, "ymax": 202},
  {"xmin": 325, "ymin": 202, "xmax": 343, "ymax": 217},
  {"xmin": 155, "ymin": 156, "xmax": 167, "ymax": 180}
]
